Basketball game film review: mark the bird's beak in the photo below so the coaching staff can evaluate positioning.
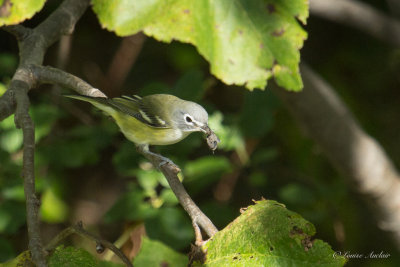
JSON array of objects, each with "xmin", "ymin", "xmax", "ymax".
[
  {"xmin": 200, "ymin": 124, "xmax": 220, "ymax": 151},
  {"xmin": 200, "ymin": 124, "xmax": 211, "ymax": 134}
]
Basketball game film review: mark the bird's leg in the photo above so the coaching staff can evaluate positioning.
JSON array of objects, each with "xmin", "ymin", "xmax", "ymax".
[{"xmin": 136, "ymin": 144, "xmax": 180, "ymax": 171}]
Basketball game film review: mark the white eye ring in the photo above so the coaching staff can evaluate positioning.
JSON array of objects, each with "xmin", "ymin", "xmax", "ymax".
[{"xmin": 184, "ymin": 114, "xmax": 194, "ymax": 124}]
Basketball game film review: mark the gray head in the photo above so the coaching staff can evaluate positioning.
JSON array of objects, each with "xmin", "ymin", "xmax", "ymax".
[{"xmin": 173, "ymin": 100, "xmax": 209, "ymax": 133}]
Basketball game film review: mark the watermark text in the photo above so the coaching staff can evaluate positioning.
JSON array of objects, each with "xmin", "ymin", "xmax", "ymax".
[{"xmin": 333, "ymin": 251, "xmax": 390, "ymax": 259}]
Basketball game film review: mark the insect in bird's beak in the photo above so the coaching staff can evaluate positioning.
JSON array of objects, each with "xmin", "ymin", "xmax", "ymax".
[{"xmin": 201, "ymin": 124, "xmax": 220, "ymax": 152}]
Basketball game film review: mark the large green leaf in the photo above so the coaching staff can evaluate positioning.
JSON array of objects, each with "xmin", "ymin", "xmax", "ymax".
[
  {"xmin": 0, "ymin": 0, "xmax": 46, "ymax": 26},
  {"xmin": 47, "ymin": 246, "xmax": 124, "ymax": 267},
  {"xmin": 92, "ymin": 0, "xmax": 308, "ymax": 91},
  {"xmin": 194, "ymin": 200, "xmax": 346, "ymax": 266},
  {"xmin": 133, "ymin": 237, "xmax": 188, "ymax": 267},
  {"xmin": 48, "ymin": 246, "xmax": 97, "ymax": 267}
]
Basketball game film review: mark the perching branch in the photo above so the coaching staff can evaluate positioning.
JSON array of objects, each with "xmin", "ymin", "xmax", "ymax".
[
  {"xmin": 0, "ymin": 0, "xmax": 91, "ymax": 265},
  {"xmin": 272, "ymin": 64, "xmax": 400, "ymax": 248},
  {"xmin": 136, "ymin": 146, "xmax": 218, "ymax": 245},
  {"xmin": 310, "ymin": 0, "xmax": 400, "ymax": 46},
  {"xmin": 45, "ymin": 222, "xmax": 133, "ymax": 267}
]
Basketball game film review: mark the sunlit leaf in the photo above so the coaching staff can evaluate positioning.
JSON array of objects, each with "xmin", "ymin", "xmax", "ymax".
[
  {"xmin": 0, "ymin": 0, "xmax": 46, "ymax": 26},
  {"xmin": 0, "ymin": 250, "xmax": 32, "ymax": 267},
  {"xmin": 48, "ymin": 246, "xmax": 97, "ymax": 267},
  {"xmin": 92, "ymin": 0, "xmax": 308, "ymax": 90},
  {"xmin": 46, "ymin": 246, "xmax": 125, "ymax": 267},
  {"xmin": 193, "ymin": 200, "xmax": 347, "ymax": 266}
]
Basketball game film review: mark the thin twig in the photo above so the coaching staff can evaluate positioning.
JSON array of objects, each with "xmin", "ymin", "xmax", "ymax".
[
  {"xmin": 136, "ymin": 146, "xmax": 218, "ymax": 245},
  {"xmin": 45, "ymin": 222, "xmax": 133, "ymax": 267},
  {"xmin": 30, "ymin": 65, "xmax": 106, "ymax": 97}
]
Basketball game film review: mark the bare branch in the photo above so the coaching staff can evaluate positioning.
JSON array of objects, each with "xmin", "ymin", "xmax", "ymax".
[
  {"xmin": 0, "ymin": 0, "xmax": 92, "ymax": 265},
  {"xmin": 136, "ymin": 146, "xmax": 218, "ymax": 245},
  {"xmin": 0, "ymin": 64, "xmax": 105, "ymax": 121},
  {"xmin": 45, "ymin": 222, "xmax": 133, "ymax": 267},
  {"xmin": 31, "ymin": 65, "xmax": 106, "ymax": 97},
  {"xmin": 272, "ymin": 64, "xmax": 400, "ymax": 247},
  {"xmin": 2, "ymin": 24, "xmax": 31, "ymax": 41},
  {"xmin": 6, "ymin": 71, "xmax": 45, "ymax": 266},
  {"xmin": 0, "ymin": 90, "xmax": 16, "ymax": 121},
  {"xmin": 310, "ymin": 0, "xmax": 400, "ymax": 46},
  {"xmin": 0, "ymin": 0, "xmax": 92, "ymax": 120}
]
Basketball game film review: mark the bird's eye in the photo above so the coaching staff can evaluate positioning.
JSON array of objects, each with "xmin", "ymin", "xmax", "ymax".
[{"xmin": 185, "ymin": 115, "xmax": 193, "ymax": 123}]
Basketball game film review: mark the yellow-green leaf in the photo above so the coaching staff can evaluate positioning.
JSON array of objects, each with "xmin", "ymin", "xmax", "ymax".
[
  {"xmin": 0, "ymin": 0, "xmax": 46, "ymax": 26},
  {"xmin": 194, "ymin": 200, "xmax": 347, "ymax": 267},
  {"xmin": 92, "ymin": 0, "xmax": 308, "ymax": 91}
]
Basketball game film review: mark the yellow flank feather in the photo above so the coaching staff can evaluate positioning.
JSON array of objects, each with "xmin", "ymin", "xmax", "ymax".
[
  {"xmin": 64, "ymin": 95, "xmax": 191, "ymax": 145},
  {"xmin": 112, "ymin": 111, "xmax": 190, "ymax": 145}
]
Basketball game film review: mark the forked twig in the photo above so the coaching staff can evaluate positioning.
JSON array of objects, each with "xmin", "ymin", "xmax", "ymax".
[{"xmin": 45, "ymin": 222, "xmax": 133, "ymax": 267}]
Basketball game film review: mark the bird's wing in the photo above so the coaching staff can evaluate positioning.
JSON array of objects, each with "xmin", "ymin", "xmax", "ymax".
[{"xmin": 110, "ymin": 95, "xmax": 171, "ymax": 128}]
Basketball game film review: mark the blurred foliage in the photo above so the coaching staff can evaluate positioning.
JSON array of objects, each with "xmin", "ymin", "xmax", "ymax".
[
  {"xmin": 133, "ymin": 237, "xmax": 187, "ymax": 267},
  {"xmin": 0, "ymin": 0, "xmax": 400, "ymax": 266}
]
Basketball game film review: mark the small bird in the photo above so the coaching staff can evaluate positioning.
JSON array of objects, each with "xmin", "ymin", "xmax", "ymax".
[{"xmin": 65, "ymin": 94, "xmax": 219, "ymax": 163}]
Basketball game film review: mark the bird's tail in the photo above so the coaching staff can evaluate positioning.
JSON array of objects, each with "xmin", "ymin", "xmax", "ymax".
[{"xmin": 64, "ymin": 95, "xmax": 117, "ymax": 116}]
